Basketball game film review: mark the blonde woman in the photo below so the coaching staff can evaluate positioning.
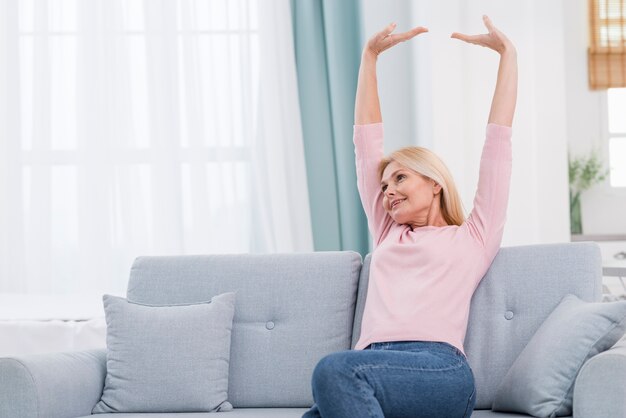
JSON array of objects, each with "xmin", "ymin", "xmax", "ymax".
[{"xmin": 303, "ymin": 15, "xmax": 517, "ymax": 418}]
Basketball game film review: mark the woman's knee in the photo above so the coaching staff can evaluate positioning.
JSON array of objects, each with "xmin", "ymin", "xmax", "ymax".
[{"xmin": 311, "ymin": 351, "xmax": 356, "ymax": 388}]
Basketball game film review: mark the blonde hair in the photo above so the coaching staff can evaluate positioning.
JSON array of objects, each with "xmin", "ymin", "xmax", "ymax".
[{"xmin": 378, "ymin": 147, "xmax": 466, "ymax": 226}]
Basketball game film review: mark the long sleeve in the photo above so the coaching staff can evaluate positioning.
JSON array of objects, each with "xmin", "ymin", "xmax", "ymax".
[
  {"xmin": 465, "ymin": 123, "xmax": 513, "ymax": 260},
  {"xmin": 353, "ymin": 123, "xmax": 393, "ymax": 246},
  {"xmin": 354, "ymin": 123, "xmax": 513, "ymax": 354}
]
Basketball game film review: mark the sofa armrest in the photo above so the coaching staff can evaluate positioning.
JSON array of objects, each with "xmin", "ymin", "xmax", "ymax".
[
  {"xmin": 0, "ymin": 349, "xmax": 106, "ymax": 418},
  {"xmin": 573, "ymin": 337, "xmax": 626, "ymax": 418}
]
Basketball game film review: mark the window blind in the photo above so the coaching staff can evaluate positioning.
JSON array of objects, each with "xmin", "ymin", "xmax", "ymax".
[{"xmin": 589, "ymin": 0, "xmax": 626, "ymax": 89}]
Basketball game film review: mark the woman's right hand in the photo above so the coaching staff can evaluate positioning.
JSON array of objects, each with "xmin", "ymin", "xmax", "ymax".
[
  {"xmin": 355, "ymin": 22, "xmax": 428, "ymax": 124},
  {"xmin": 364, "ymin": 23, "xmax": 428, "ymax": 58}
]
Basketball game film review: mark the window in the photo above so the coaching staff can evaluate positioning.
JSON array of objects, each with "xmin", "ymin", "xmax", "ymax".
[
  {"xmin": 589, "ymin": 1, "xmax": 626, "ymax": 188},
  {"xmin": 3, "ymin": 0, "xmax": 263, "ymax": 294},
  {"xmin": 1, "ymin": 0, "xmax": 311, "ymax": 297},
  {"xmin": 607, "ymin": 88, "xmax": 626, "ymax": 187}
]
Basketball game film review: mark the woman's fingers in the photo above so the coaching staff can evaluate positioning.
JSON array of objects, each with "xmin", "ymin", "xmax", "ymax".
[
  {"xmin": 385, "ymin": 26, "xmax": 428, "ymax": 47},
  {"xmin": 367, "ymin": 24, "xmax": 428, "ymax": 56},
  {"xmin": 376, "ymin": 23, "xmax": 427, "ymax": 39},
  {"xmin": 482, "ymin": 15, "xmax": 495, "ymax": 33},
  {"xmin": 401, "ymin": 26, "xmax": 429, "ymax": 40},
  {"xmin": 377, "ymin": 22, "xmax": 397, "ymax": 41},
  {"xmin": 450, "ymin": 32, "xmax": 469, "ymax": 42},
  {"xmin": 450, "ymin": 32, "xmax": 483, "ymax": 46}
]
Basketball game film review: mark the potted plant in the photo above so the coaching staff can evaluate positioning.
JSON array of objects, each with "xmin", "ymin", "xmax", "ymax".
[{"xmin": 568, "ymin": 149, "xmax": 609, "ymax": 235}]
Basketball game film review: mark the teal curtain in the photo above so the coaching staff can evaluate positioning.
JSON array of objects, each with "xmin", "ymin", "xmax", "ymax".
[{"xmin": 291, "ymin": 0, "xmax": 369, "ymax": 255}]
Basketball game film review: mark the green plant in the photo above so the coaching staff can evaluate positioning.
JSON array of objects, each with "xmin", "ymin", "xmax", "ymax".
[{"xmin": 568, "ymin": 149, "xmax": 609, "ymax": 234}]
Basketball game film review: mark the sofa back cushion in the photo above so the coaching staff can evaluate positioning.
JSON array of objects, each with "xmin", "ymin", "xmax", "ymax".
[
  {"xmin": 352, "ymin": 242, "xmax": 602, "ymax": 410},
  {"xmin": 126, "ymin": 251, "xmax": 362, "ymax": 408}
]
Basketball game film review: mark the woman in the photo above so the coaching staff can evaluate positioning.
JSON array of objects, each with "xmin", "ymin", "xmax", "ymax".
[{"xmin": 302, "ymin": 15, "xmax": 517, "ymax": 418}]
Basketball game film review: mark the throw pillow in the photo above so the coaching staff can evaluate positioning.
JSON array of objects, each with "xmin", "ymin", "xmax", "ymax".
[
  {"xmin": 492, "ymin": 294, "xmax": 626, "ymax": 417},
  {"xmin": 92, "ymin": 292, "xmax": 236, "ymax": 413}
]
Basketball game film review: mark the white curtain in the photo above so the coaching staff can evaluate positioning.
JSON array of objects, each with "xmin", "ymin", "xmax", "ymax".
[{"xmin": 0, "ymin": 0, "xmax": 313, "ymax": 297}]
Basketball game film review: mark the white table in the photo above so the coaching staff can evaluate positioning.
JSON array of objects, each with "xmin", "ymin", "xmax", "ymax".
[{"xmin": 602, "ymin": 256, "xmax": 626, "ymax": 294}]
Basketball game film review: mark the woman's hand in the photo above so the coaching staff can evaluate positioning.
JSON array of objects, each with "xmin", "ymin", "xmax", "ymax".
[
  {"xmin": 364, "ymin": 22, "xmax": 428, "ymax": 58},
  {"xmin": 451, "ymin": 15, "xmax": 515, "ymax": 55},
  {"xmin": 356, "ymin": 23, "xmax": 427, "ymax": 124}
]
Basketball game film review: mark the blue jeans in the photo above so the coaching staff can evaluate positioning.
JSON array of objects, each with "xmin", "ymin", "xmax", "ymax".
[{"xmin": 302, "ymin": 341, "xmax": 476, "ymax": 418}]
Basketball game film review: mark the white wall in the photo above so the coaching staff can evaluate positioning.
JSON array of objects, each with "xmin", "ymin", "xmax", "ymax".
[
  {"xmin": 360, "ymin": 0, "xmax": 571, "ymax": 245},
  {"xmin": 563, "ymin": 0, "xmax": 626, "ymax": 235}
]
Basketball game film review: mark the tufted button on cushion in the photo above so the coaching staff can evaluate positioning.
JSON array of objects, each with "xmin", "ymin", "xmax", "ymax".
[
  {"xmin": 266, "ymin": 321, "xmax": 275, "ymax": 330},
  {"xmin": 504, "ymin": 311, "xmax": 514, "ymax": 320}
]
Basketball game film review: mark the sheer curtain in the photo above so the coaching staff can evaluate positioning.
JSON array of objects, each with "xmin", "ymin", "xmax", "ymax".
[{"xmin": 0, "ymin": 0, "xmax": 313, "ymax": 297}]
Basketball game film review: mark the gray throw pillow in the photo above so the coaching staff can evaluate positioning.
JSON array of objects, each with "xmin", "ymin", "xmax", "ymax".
[
  {"xmin": 492, "ymin": 294, "xmax": 626, "ymax": 417},
  {"xmin": 92, "ymin": 292, "xmax": 236, "ymax": 413}
]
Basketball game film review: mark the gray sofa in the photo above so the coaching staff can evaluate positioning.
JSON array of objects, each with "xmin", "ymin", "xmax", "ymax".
[{"xmin": 1, "ymin": 242, "xmax": 625, "ymax": 418}]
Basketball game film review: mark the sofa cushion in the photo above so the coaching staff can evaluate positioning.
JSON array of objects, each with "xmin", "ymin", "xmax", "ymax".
[
  {"xmin": 463, "ymin": 242, "xmax": 602, "ymax": 409},
  {"xmin": 80, "ymin": 409, "xmax": 574, "ymax": 418},
  {"xmin": 92, "ymin": 292, "xmax": 236, "ymax": 413},
  {"xmin": 471, "ymin": 412, "xmax": 571, "ymax": 418},
  {"xmin": 125, "ymin": 252, "xmax": 362, "ymax": 408},
  {"xmin": 492, "ymin": 294, "xmax": 626, "ymax": 417},
  {"xmin": 80, "ymin": 409, "xmax": 310, "ymax": 418}
]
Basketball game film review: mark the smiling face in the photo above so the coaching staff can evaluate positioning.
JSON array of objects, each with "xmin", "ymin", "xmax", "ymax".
[{"xmin": 380, "ymin": 161, "xmax": 443, "ymax": 226}]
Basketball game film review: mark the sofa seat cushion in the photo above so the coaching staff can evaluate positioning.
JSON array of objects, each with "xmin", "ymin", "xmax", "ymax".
[
  {"xmin": 79, "ymin": 409, "xmax": 309, "ymax": 418},
  {"xmin": 77, "ymin": 409, "xmax": 571, "ymax": 418},
  {"xmin": 126, "ymin": 252, "xmax": 362, "ymax": 407},
  {"xmin": 462, "ymin": 243, "xmax": 603, "ymax": 409},
  {"xmin": 472, "ymin": 412, "xmax": 570, "ymax": 418}
]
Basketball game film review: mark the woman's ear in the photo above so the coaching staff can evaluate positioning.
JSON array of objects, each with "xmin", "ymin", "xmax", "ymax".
[{"xmin": 433, "ymin": 182, "xmax": 443, "ymax": 195}]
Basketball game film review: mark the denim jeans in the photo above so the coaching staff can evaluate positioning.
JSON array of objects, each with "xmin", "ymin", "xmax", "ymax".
[{"xmin": 302, "ymin": 340, "xmax": 476, "ymax": 418}]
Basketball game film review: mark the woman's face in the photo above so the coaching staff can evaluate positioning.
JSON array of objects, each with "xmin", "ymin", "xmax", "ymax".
[{"xmin": 380, "ymin": 161, "xmax": 441, "ymax": 225}]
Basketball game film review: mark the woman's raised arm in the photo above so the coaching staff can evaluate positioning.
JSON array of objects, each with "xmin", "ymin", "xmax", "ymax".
[
  {"xmin": 450, "ymin": 16, "xmax": 516, "ymax": 256},
  {"xmin": 354, "ymin": 23, "xmax": 428, "ymax": 125},
  {"xmin": 451, "ymin": 15, "xmax": 517, "ymax": 127}
]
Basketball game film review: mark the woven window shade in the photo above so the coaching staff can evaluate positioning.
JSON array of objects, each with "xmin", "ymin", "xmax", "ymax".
[{"xmin": 589, "ymin": 0, "xmax": 626, "ymax": 89}]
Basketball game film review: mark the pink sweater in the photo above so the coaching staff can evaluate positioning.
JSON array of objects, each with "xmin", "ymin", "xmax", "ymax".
[{"xmin": 353, "ymin": 123, "xmax": 512, "ymax": 354}]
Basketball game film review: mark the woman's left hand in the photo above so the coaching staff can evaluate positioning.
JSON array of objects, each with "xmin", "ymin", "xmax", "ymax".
[{"xmin": 451, "ymin": 15, "xmax": 515, "ymax": 55}]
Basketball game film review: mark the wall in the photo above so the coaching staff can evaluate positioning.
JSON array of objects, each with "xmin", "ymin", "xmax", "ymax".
[{"xmin": 360, "ymin": 0, "xmax": 571, "ymax": 246}]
